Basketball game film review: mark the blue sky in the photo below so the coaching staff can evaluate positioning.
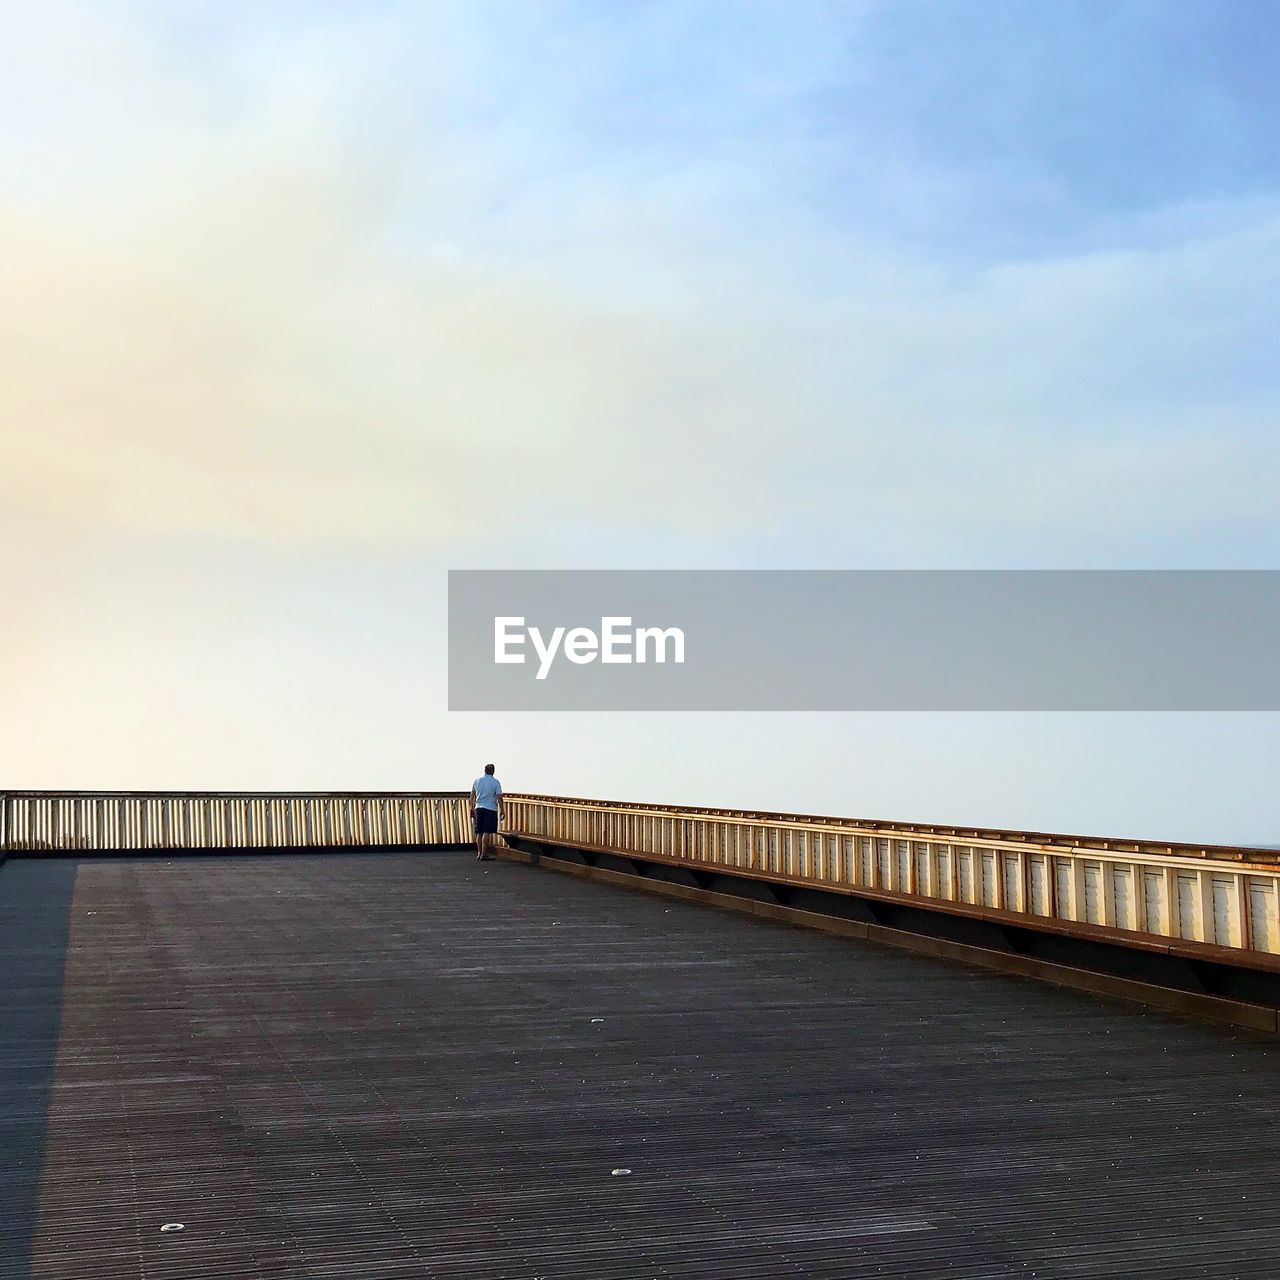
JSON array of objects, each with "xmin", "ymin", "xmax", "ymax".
[
  {"xmin": 1, "ymin": 2, "xmax": 1277, "ymax": 837},
  {"xmin": 841, "ymin": 1, "xmax": 1277, "ymax": 235}
]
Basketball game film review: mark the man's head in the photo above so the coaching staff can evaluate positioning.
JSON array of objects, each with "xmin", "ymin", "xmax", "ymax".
[{"xmin": 484, "ymin": 763, "xmax": 495, "ymax": 775}]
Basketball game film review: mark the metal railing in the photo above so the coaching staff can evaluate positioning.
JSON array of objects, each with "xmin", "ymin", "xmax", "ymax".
[
  {"xmin": 0, "ymin": 791, "xmax": 472, "ymax": 853},
  {"xmin": 504, "ymin": 794, "xmax": 1280, "ymax": 958}
]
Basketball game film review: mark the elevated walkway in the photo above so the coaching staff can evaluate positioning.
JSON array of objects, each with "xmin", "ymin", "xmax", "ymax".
[
  {"xmin": 7, "ymin": 849, "xmax": 1280, "ymax": 1278},
  {"xmin": 7, "ymin": 791, "xmax": 1280, "ymax": 1277}
]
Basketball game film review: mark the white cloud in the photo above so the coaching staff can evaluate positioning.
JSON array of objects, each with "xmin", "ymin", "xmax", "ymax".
[
  {"xmin": 1, "ymin": 2, "xmax": 1277, "ymax": 830},
  {"xmin": 2, "ymin": 2, "xmax": 1274, "ymax": 564}
]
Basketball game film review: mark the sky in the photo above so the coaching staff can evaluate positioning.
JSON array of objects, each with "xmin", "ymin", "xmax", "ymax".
[{"xmin": 2, "ymin": 0, "xmax": 1277, "ymax": 842}]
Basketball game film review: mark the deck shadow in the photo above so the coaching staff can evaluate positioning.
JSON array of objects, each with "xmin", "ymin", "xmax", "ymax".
[{"xmin": 0, "ymin": 859, "xmax": 78, "ymax": 1280}]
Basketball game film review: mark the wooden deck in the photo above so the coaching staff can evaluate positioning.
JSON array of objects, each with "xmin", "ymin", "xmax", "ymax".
[{"xmin": 5, "ymin": 850, "xmax": 1280, "ymax": 1278}]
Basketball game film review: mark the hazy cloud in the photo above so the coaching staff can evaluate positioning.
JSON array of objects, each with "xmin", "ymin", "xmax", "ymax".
[{"xmin": 1, "ymin": 2, "xmax": 1276, "ymax": 831}]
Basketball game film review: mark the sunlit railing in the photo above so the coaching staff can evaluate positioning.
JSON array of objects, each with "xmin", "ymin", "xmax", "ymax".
[
  {"xmin": 9, "ymin": 789, "xmax": 1278, "ymax": 960},
  {"xmin": 0, "ymin": 792, "xmax": 472, "ymax": 853},
  {"xmin": 504, "ymin": 794, "xmax": 1280, "ymax": 957}
]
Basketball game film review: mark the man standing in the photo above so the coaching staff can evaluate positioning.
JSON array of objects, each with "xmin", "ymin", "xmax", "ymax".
[{"xmin": 470, "ymin": 764, "xmax": 503, "ymax": 861}]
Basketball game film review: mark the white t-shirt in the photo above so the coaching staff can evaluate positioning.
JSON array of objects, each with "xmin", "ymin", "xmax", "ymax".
[{"xmin": 472, "ymin": 775, "xmax": 502, "ymax": 811}]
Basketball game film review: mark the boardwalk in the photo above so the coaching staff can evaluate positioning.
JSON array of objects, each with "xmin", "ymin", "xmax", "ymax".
[{"xmin": 5, "ymin": 851, "xmax": 1280, "ymax": 1278}]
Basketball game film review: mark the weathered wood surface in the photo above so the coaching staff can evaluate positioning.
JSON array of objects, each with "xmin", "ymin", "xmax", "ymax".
[{"xmin": 5, "ymin": 851, "xmax": 1280, "ymax": 1279}]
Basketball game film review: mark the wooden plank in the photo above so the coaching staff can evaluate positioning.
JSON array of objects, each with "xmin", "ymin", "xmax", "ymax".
[{"xmin": 8, "ymin": 852, "xmax": 1280, "ymax": 1278}]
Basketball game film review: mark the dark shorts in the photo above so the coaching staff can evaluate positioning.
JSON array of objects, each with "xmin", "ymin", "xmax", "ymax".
[{"xmin": 474, "ymin": 807, "xmax": 499, "ymax": 835}]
